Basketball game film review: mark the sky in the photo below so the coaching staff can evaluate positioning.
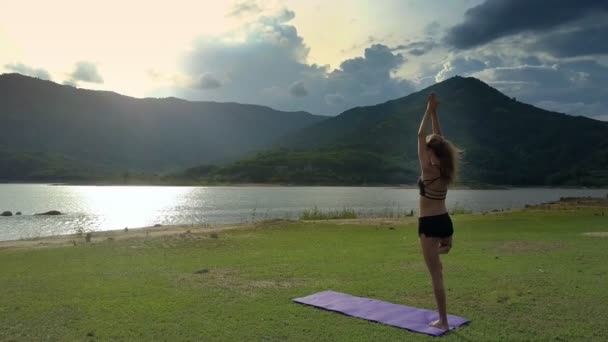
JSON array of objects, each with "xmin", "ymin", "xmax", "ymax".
[{"xmin": 1, "ymin": 0, "xmax": 607, "ymax": 120}]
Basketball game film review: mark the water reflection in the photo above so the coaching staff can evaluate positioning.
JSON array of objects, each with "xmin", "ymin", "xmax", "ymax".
[{"xmin": 0, "ymin": 184, "xmax": 605, "ymax": 241}]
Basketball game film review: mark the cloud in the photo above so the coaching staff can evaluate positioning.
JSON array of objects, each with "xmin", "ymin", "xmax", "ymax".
[
  {"xmin": 68, "ymin": 61, "xmax": 103, "ymax": 84},
  {"xmin": 592, "ymin": 114, "xmax": 608, "ymax": 122},
  {"xmin": 289, "ymin": 81, "xmax": 308, "ymax": 97},
  {"xmin": 340, "ymin": 44, "xmax": 404, "ymax": 75},
  {"xmin": 470, "ymin": 60, "xmax": 608, "ymax": 119},
  {"xmin": 62, "ymin": 79, "xmax": 77, "ymax": 87},
  {"xmin": 228, "ymin": 0, "xmax": 262, "ymax": 17},
  {"xmin": 424, "ymin": 21, "xmax": 441, "ymax": 36},
  {"xmin": 534, "ymin": 100, "xmax": 605, "ymax": 119},
  {"xmin": 158, "ymin": 8, "xmax": 414, "ymax": 115},
  {"xmin": 472, "ymin": 64, "xmax": 561, "ymax": 93},
  {"xmin": 444, "ymin": 0, "xmax": 608, "ymax": 49},
  {"xmin": 435, "ymin": 56, "xmax": 488, "ymax": 82},
  {"xmin": 427, "ymin": 49, "xmax": 608, "ymax": 120},
  {"xmin": 267, "ymin": 8, "xmax": 295, "ymax": 23},
  {"xmin": 326, "ymin": 44, "xmax": 413, "ymax": 102},
  {"xmin": 4, "ymin": 63, "xmax": 52, "ymax": 80},
  {"xmin": 196, "ymin": 73, "xmax": 222, "ymax": 89},
  {"xmin": 392, "ymin": 40, "xmax": 437, "ymax": 56}
]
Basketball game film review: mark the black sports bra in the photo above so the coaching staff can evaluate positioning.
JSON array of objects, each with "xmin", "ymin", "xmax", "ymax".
[{"xmin": 417, "ymin": 176, "xmax": 447, "ymax": 200}]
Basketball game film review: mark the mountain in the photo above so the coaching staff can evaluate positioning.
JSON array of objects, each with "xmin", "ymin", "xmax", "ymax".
[
  {"xmin": 181, "ymin": 76, "xmax": 608, "ymax": 186},
  {"xmin": 0, "ymin": 73, "xmax": 328, "ymax": 180}
]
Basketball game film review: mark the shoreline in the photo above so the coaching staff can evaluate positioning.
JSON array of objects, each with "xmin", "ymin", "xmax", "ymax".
[
  {"xmin": 1, "ymin": 181, "xmax": 607, "ymax": 190},
  {"xmin": 0, "ymin": 220, "xmax": 290, "ymax": 250},
  {"xmin": 0, "ymin": 217, "xmax": 416, "ymax": 250},
  {"xmin": 2, "ymin": 196, "xmax": 606, "ymax": 250}
]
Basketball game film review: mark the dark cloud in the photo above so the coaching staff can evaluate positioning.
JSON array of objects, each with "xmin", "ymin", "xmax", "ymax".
[
  {"xmin": 69, "ymin": 61, "xmax": 103, "ymax": 84},
  {"xmin": 392, "ymin": 40, "xmax": 437, "ymax": 56},
  {"xmin": 325, "ymin": 44, "xmax": 414, "ymax": 109},
  {"xmin": 228, "ymin": 0, "xmax": 261, "ymax": 17},
  {"xmin": 161, "ymin": 10, "xmax": 413, "ymax": 115},
  {"xmin": 340, "ymin": 44, "xmax": 404, "ymax": 73},
  {"xmin": 533, "ymin": 22, "xmax": 608, "ymax": 58},
  {"xmin": 4, "ymin": 63, "xmax": 52, "ymax": 80},
  {"xmin": 471, "ymin": 60, "xmax": 608, "ymax": 119},
  {"xmin": 444, "ymin": 0, "xmax": 608, "ymax": 49},
  {"xmin": 325, "ymin": 93, "xmax": 345, "ymax": 106},
  {"xmin": 196, "ymin": 73, "xmax": 222, "ymax": 89},
  {"xmin": 156, "ymin": 3, "xmax": 606, "ymax": 121},
  {"xmin": 289, "ymin": 81, "xmax": 308, "ymax": 97}
]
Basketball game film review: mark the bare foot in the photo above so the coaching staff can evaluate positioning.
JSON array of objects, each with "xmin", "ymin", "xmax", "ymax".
[{"xmin": 430, "ymin": 319, "xmax": 449, "ymax": 330}]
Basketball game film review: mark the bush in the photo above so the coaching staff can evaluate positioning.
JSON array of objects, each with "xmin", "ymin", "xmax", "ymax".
[
  {"xmin": 450, "ymin": 202, "xmax": 472, "ymax": 215},
  {"xmin": 300, "ymin": 206, "xmax": 358, "ymax": 220}
]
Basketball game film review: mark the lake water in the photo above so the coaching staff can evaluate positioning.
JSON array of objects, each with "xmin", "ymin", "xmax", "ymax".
[{"xmin": 0, "ymin": 184, "xmax": 606, "ymax": 241}]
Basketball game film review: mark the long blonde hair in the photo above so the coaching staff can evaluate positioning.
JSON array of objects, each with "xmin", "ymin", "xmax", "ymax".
[{"xmin": 426, "ymin": 134, "xmax": 462, "ymax": 185}]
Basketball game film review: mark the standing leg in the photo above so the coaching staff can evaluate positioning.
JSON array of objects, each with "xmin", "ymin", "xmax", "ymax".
[{"xmin": 420, "ymin": 234, "xmax": 449, "ymax": 329}]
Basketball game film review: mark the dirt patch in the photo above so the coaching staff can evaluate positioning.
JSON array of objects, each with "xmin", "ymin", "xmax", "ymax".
[
  {"xmin": 496, "ymin": 241, "xmax": 568, "ymax": 254},
  {"xmin": 582, "ymin": 232, "xmax": 608, "ymax": 237},
  {"xmin": 174, "ymin": 268, "xmax": 307, "ymax": 296},
  {"xmin": 0, "ymin": 217, "xmax": 420, "ymax": 251}
]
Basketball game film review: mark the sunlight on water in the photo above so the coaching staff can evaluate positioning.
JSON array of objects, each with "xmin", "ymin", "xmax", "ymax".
[{"xmin": 72, "ymin": 186, "xmax": 193, "ymax": 231}]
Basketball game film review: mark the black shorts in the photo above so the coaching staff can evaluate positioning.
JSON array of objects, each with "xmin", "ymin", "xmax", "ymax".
[{"xmin": 418, "ymin": 212, "xmax": 453, "ymax": 238}]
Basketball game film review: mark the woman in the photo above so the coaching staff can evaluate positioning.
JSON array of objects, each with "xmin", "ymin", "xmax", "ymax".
[{"xmin": 417, "ymin": 92, "xmax": 461, "ymax": 330}]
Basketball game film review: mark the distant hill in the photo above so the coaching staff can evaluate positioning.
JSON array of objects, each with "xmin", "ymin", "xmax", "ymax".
[
  {"xmin": 181, "ymin": 76, "xmax": 608, "ymax": 186},
  {"xmin": 0, "ymin": 73, "xmax": 328, "ymax": 180}
]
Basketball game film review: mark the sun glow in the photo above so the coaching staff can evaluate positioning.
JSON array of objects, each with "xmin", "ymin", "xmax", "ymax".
[{"xmin": 0, "ymin": 0, "xmax": 240, "ymax": 96}]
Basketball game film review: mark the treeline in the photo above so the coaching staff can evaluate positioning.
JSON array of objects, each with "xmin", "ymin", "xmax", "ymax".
[{"xmin": 174, "ymin": 146, "xmax": 417, "ymax": 185}]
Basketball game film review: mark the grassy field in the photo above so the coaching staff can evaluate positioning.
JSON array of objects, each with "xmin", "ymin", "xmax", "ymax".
[{"xmin": 1, "ymin": 203, "xmax": 607, "ymax": 341}]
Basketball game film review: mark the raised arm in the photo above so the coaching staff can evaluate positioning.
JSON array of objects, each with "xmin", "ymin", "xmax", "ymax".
[
  {"xmin": 417, "ymin": 107, "xmax": 432, "ymax": 137},
  {"xmin": 428, "ymin": 93, "xmax": 442, "ymax": 136},
  {"xmin": 418, "ymin": 93, "xmax": 441, "ymax": 172},
  {"xmin": 418, "ymin": 97, "xmax": 433, "ymax": 172}
]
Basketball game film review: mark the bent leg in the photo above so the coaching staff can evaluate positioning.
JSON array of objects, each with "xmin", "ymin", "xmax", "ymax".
[{"xmin": 438, "ymin": 236, "xmax": 453, "ymax": 254}]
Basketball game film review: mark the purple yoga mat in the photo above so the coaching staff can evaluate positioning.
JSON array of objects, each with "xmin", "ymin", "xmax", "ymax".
[{"xmin": 293, "ymin": 290, "xmax": 470, "ymax": 337}]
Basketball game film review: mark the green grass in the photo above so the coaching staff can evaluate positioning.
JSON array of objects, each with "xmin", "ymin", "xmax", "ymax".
[{"xmin": 1, "ymin": 208, "xmax": 607, "ymax": 341}]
